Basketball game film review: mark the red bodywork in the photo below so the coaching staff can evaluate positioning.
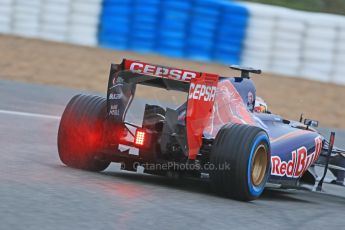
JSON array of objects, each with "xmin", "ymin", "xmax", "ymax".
[
  {"xmin": 204, "ymin": 80, "xmax": 257, "ymax": 137},
  {"xmin": 187, "ymin": 73, "xmax": 218, "ymax": 159}
]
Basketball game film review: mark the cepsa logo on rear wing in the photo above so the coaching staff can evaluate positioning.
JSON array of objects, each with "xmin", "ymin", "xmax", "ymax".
[
  {"xmin": 123, "ymin": 59, "xmax": 218, "ymax": 102},
  {"xmin": 124, "ymin": 59, "xmax": 200, "ymax": 82},
  {"xmin": 121, "ymin": 59, "xmax": 219, "ymax": 160}
]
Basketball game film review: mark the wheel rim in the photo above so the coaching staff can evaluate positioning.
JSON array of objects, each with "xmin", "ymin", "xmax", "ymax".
[{"xmin": 251, "ymin": 144, "xmax": 268, "ymax": 186}]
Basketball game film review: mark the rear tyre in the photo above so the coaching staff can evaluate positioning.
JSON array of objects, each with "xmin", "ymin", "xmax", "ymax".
[
  {"xmin": 210, "ymin": 123, "xmax": 270, "ymax": 201},
  {"xmin": 58, "ymin": 94, "xmax": 110, "ymax": 171}
]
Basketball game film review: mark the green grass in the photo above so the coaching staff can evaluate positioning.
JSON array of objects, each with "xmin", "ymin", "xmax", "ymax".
[{"xmin": 238, "ymin": 0, "xmax": 345, "ymax": 15}]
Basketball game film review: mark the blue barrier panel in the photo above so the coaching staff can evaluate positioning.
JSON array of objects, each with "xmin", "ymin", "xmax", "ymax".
[
  {"xmin": 213, "ymin": 2, "xmax": 249, "ymax": 64},
  {"xmin": 98, "ymin": 0, "xmax": 248, "ymax": 65},
  {"xmin": 128, "ymin": 0, "xmax": 160, "ymax": 52},
  {"xmin": 156, "ymin": 0, "xmax": 192, "ymax": 57},
  {"xmin": 186, "ymin": 0, "xmax": 221, "ymax": 61},
  {"xmin": 99, "ymin": 0, "xmax": 133, "ymax": 50}
]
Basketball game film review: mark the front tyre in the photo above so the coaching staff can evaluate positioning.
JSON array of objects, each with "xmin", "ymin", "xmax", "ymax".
[
  {"xmin": 58, "ymin": 94, "xmax": 110, "ymax": 171},
  {"xmin": 210, "ymin": 124, "xmax": 271, "ymax": 201}
]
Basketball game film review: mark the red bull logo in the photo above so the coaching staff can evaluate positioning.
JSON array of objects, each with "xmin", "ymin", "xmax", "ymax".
[{"xmin": 271, "ymin": 136, "xmax": 323, "ymax": 178}]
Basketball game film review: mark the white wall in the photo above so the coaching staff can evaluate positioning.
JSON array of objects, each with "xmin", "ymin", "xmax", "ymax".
[
  {"xmin": 0, "ymin": 0, "xmax": 102, "ymax": 46},
  {"xmin": 241, "ymin": 2, "xmax": 345, "ymax": 85},
  {"xmin": 40, "ymin": 0, "xmax": 70, "ymax": 42},
  {"xmin": 0, "ymin": 0, "xmax": 13, "ymax": 34},
  {"xmin": 332, "ymin": 17, "xmax": 345, "ymax": 85},
  {"xmin": 68, "ymin": 0, "xmax": 102, "ymax": 46}
]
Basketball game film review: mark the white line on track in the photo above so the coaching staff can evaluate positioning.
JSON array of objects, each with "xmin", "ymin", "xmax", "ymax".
[{"xmin": 0, "ymin": 109, "xmax": 60, "ymax": 120}]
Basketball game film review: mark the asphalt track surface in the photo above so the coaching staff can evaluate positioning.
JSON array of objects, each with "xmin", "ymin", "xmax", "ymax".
[{"xmin": 1, "ymin": 80, "xmax": 345, "ymax": 230}]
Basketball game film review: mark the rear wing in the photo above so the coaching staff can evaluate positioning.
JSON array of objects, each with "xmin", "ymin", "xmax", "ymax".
[{"xmin": 107, "ymin": 59, "xmax": 219, "ymax": 160}]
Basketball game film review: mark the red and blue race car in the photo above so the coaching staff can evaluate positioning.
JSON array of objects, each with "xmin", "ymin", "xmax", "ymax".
[{"xmin": 57, "ymin": 59, "xmax": 344, "ymax": 201}]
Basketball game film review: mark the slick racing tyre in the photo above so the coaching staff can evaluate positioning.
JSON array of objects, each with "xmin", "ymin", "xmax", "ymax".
[
  {"xmin": 210, "ymin": 124, "xmax": 271, "ymax": 201},
  {"xmin": 58, "ymin": 94, "xmax": 110, "ymax": 171}
]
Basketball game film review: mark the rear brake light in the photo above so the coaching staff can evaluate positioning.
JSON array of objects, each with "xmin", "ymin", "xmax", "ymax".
[{"xmin": 135, "ymin": 130, "xmax": 146, "ymax": 146}]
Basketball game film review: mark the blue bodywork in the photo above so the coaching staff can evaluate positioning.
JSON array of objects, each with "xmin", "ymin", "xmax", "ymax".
[
  {"xmin": 204, "ymin": 77, "xmax": 324, "ymax": 186},
  {"xmin": 228, "ymin": 77, "xmax": 323, "ymax": 186}
]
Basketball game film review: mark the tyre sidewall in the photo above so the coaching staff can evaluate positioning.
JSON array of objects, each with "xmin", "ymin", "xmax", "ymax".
[{"xmin": 246, "ymin": 132, "xmax": 271, "ymax": 198}]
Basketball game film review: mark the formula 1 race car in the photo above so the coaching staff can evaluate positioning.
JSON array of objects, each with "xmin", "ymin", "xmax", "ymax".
[{"xmin": 57, "ymin": 59, "xmax": 345, "ymax": 201}]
